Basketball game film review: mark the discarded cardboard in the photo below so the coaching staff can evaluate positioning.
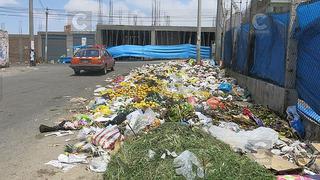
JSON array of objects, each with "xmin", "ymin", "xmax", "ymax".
[{"xmin": 249, "ymin": 150, "xmax": 302, "ymax": 173}]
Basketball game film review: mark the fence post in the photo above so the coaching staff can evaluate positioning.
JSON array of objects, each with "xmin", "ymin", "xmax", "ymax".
[
  {"xmin": 284, "ymin": 0, "xmax": 299, "ymax": 108},
  {"xmin": 244, "ymin": 2, "xmax": 254, "ymax": 75}
]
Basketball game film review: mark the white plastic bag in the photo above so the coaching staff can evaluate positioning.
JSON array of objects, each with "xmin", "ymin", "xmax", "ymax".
[
  {"xmin": 173, "ymin": 150, "xmax": 204, "ymax": 180},
  {"xmin": 203, "ymin": 124, "xmax": 278, "ymax": 152},
  {"xmin": 89, "ymin": 156, "xmax": 110, "ymax": 173},
  {"xmin": 57, "ymin": 154, "xmax": 87, "ymax": 164},
  {"xmin": 218, "ymin": 121, "xmax": 240, "ymax": 132},
  {"xmin": 125, "ymin": 108, "xmax": 156, "ymax": 135},
  {"xmin": 195, "ymin": 112, "xmax": 212, "ymax": 125}
]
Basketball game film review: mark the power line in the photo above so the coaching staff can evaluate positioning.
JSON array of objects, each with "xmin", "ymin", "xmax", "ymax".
[{"xmin": 38, "ymin": 0, "xmax": 46, "ymax": 9}]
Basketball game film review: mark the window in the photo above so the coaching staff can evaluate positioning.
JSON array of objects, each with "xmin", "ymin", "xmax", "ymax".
[{"xmin": 75, "ymin": 50, "xmax": 100, "ymax": 57}]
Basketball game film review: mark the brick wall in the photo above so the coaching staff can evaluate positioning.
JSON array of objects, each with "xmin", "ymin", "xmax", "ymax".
[{"xmin": 9, "ymin": 34, "xmax": 39, "ymax": 65}]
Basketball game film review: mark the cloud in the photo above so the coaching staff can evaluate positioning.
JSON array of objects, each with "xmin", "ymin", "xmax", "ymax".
[
  {"xmin": 0, "ymin": 0, "xmax": 18, "ymax": 6},
  {"xmin": 64, "ymin": 0, "xmax": 218, "ymax": 26},
  {"xmin": 64, "ymin": 0, "xmax": 99, "ymax": 12}
]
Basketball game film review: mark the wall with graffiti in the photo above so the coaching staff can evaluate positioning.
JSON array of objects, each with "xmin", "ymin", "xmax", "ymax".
[{"xmin": 0, "ymin": 30, "xmax": 9, "ymax": 67}]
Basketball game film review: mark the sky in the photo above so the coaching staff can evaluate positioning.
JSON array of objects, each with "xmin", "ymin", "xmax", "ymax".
[{"xmin": 0, "ymin": 0, "xmax": 224, "ymax": 34}]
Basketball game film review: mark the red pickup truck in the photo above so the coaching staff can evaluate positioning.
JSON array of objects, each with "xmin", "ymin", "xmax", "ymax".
[{"xmin": 70, "ymin": 45, "xmax": 115, "ymax": 75}]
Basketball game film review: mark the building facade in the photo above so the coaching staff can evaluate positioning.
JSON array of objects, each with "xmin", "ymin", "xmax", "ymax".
[{"xmin": 96, "ymin": 25, "xmax": 215, "ymax": 47}]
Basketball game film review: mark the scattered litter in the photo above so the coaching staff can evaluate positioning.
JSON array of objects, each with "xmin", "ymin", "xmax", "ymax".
[
  {"xmin": 161, "ymin": 153, "xmax": 166, "ymax": 159},
  {"xmin": 40, "ymin": 60, "xmax": 317, "ymax": 176},
  {"xmin": 89, "ymin": 156, "xmax": 110, "ymax": 173},
  {"xmin": 165, "ymin": 149, "xmax": 178, "ymax": 158},
  {"xmin": 92, "ymin": 125, "xmax": 121, "ymax": 150},
  {"xmin": 58, "ymin": 154, "xmax": 87, "ymax": 164},
  {"xmin": 70, "ymin": 97, "xmax": 87, "ymax": 103},
  {"xmin": 249, "ymin": 150, "xmax": 302, "ymax": 173},
  {"xmin": 148, "ymin": 150, "xmax": 156, "ymax": 160},
  {"xmin": 45, "ymin": 154, "xmax": 87, "ymax": 172},
  {"xmin": 173, "ymin": 150, "xmax": 204, "ymax": 180},
  {"xmin": 203, "ymin": 124, "xmax": 278, "ymax": 152},
  {"xmin": 44, "ymin": 130, "xmax": 74, "ymax": 137},
  {"xmin": 45, "ymin": 160, "xmax": 76, "ymax": 172},
  {"xmin": 218, "ymin": 82, "xmax": 232, "ymax": 93}
]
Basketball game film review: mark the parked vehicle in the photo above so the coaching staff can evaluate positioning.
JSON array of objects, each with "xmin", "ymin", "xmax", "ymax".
[
  {"xmin": 70, "ymin": 45, "xmax": 115, "ymax": 75},
  {"xmin": 0, "ymin": 30, "xmax": 9, "ymax": 68}
]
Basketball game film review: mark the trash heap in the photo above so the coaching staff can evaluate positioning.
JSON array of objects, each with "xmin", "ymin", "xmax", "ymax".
[{"xmin": 41, "ymin": 60, "xmax": 320, "ymax": 178}]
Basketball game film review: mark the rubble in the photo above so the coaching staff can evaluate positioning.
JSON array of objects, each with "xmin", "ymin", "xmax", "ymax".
[{"xmin": 39, "ymin": 60, "xmax": 319, "ymax": 177}]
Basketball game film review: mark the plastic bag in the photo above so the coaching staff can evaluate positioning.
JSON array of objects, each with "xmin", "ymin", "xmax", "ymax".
[
  {"xmin": 148, "ymin": 149, "xmax": 156, "ymax": 160},
  {"xmin": 203, "ymin": 124, "xmax": 278, "ymax": 152},
  {"xmin": 89, "ymin": 156, "xmax": 110, "ymax": 173},
  {"xmin": 125, "ymin": 108, "xmax": 156, "ymax": 135},
  {"xmin": 206, "ymin": 97, "xmax": 225, "ymax": 110},
  {"xmin": 45, "ymin": 160, "xmax": 76, "ymax": 172},
  {"xmin": 218, "ymin": 82, "xmax": 232, "ymax": 93},
  {"xmin": 218, "ymin": 121, "xmax": 240, "ymax": 132},
  {"xmin": 57, "ymin": 154, "xmax": 87, "ymax": 164},
  {"xmin": 195, "ymin": 112, "xmax": 212, "ymax": 125},
  {"xmin": 286, "ymin": 106, "xmax": 305, "ymax": 138},
  {"xmin": 173, "ymin": 150, "xmax": 204, "ymax": 180},
  {"xmin": 92, "ymin": 125, "xmax": 121, "ymax": 150}
]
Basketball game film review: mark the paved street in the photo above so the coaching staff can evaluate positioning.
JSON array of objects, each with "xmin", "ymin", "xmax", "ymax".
[{"xmin": 0, "ymin": 61, "xmax": 160, "ymax": 180}]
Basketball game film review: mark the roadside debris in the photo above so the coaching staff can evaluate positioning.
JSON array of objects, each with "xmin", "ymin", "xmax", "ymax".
[
  {"xmin": 39, "ymin": 60, "xmax": 319, "ymax": 178},
  {"xmin": 45, "ymin": 154, "xmax": 87, "ymax": 172},
  {"xmin": 173, "ymin": 150, "xmax": 204, "ymax": 180},
  {"xmin": 44, "ymin": 130, "xmax": 74, "ymax": 137}
]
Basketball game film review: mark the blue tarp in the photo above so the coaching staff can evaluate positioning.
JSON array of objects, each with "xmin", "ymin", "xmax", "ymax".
[
  {"xmin": 234, "ymin": 24, "xmax": 250, "ymax": 73},
  {"xmin": 250, "ymin": 13, "xmax": 289, "ymax": 86},
  {"xmin": 295, "ymin": 1, "xmax": 320, "ymax": 115},
  {"xmin": 107, "ymin": 44, "xmax": 211, "ymax": 59},
  {"xmin": 297, "ymin": 99, "xmax": 320, "ymax": 124}
]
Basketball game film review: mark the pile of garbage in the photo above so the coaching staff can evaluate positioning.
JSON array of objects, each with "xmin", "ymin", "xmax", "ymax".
[{"xmin": 40, "ymin": 60, "xmax": 320, "ymax": 178}]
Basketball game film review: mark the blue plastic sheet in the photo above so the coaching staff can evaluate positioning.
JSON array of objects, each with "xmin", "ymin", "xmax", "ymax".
[
  {"xmin": 107, "ymin": 44, "xmax": 211, "ymax": 59},
  {"xmin": 295, "ymin": 1, "xmax": 320, "ymax": 115},
  {"xmin": 286, "ymin": 106, "xmax": 305, "ymax": 138},
  {"xmin": 235, "ymin": 24, "xmax": 250, "ymax": 73},
  {"xmin": 297, "ymin": 99, "xmax": 320, "ymax": 124},
  {"xmin": 250, "ymin": 13, "xmax": 289, "ymax": 87}
]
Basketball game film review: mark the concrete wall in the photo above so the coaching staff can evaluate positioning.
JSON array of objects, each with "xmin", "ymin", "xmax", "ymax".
[{"xmin": 226, "ymin": 69, "xmax": 297, "ymax": 114}]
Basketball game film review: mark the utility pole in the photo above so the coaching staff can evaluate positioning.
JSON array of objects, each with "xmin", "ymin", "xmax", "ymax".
[
  {"xmin": 29, "ymin": 0, "xmax": 35, "ymax": 66},
  {"xmin": 19, "ymin": 21, "xmax": 23, "ymax": 64},
  {"xmin": 45, "ymin": 8, "xmax": 48, "ymax": 63},
  {"xmin": 98, "ymin": 0, "xmax": 103, "ymax": 24},
  {"xmin": 196, "ymin": 0, "xmax": 202, "ymax": 64},
  {"xmin": 215, "ymin": 0, "xmax": 223, "ymax": 64}
]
